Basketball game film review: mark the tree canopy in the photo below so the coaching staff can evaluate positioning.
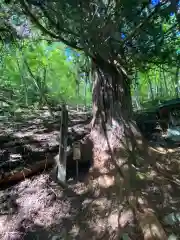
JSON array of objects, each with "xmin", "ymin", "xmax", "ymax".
[
  {"xmin": 1, "ymin": 0, "xmax": 179, "ymax": 122},
  {"xmin": 14, "ymin": 0, "xmax": 180, "ymax": 73}
]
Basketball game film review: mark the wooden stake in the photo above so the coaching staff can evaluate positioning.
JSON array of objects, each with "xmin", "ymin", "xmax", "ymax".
[{"xmin": 56, "ymin": 103, "xmax": 68, "ymax": 183}]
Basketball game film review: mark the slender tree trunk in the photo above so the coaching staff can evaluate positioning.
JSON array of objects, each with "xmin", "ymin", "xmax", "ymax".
[
  {"xmin": 154, "ymin": 68, "xmax": 159, "ymax": 99},
  {"xmin": 134, "ymin": 70, "xmax": 141, "ymax": 109},
  {"xmin": 84, "ymin": 76, "xmax": 88, "ymax": 109},
  {"xmin": 146, "ymin": 73, "xmax": 154, "ymax": 100},
  {"xmin": 175, "ymin": 65, "xmax": 179, "ymax": 98},
  {"xmin": 162, "ymin": 66, "xmax": 168, "ymax": 97}
]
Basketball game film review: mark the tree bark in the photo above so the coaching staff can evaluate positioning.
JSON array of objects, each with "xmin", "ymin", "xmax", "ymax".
[
  {"xmin": 175, "ymin": 65, "xmax": 179, "ymax": 98},
  {"xmin": 146, "ymin": 73, "xmax": 154, "ymax": 100},
  {"xmin": 91, "ymin": 56, "xmax": 132, "ymax": 129},
  {"xmin": 134, "ymin": 70, "xmax": 141, "ymax": 110},
  {"xmin": 90, "ymin": 56, "xmax": 140, "ymax": 187},
  {"xmin": 88, "ymin": 57, "xmax": 166, "ymax": 238}
]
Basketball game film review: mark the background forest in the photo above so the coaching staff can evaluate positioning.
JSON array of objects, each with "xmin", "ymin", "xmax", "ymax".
[
  {"xmin": 0, "ymin": 38, "xmax": 179, "ymax": 114},
  {"xmin": 0, "ymin": 40, "xmax": 92, "ymax": 112}
]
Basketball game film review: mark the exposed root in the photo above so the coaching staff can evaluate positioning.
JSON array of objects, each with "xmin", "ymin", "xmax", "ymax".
[{"xmin": 129, "ymin": 195, "xmax": 168, "ymax": 240}]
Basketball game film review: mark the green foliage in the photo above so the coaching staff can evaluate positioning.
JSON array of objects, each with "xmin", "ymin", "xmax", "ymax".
[
  {"xmin": 0, "ymin": 38, "xmax": 178, "ymax": 113},
  {"xmin": 0, "ymin": 40, "xmax": 92, "ymax": 110},
  {"xmin": 17, "ymin": 0, "xmax": 180, "ymax": 71},
  {"xmin": 131, "ymin": 64, "xmax": 180, "ymax": 110},
  {"xmin": 2, "ymin": 1, "xmax": 179, "ymax": 113}
]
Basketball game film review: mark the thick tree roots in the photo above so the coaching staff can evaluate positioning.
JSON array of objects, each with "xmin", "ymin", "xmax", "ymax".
[
  {"xmin": 87, "ymin": 120, "xmax": 169, "ymax": 239},
  {"xmin": 129, "ymin": 195, "xmax": 168, "ymax": 240}
]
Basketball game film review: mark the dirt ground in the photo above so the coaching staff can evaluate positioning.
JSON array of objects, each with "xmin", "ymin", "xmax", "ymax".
[{"xmin": 0, "ymin": 109, "xmax": 180, "ymax": 240}]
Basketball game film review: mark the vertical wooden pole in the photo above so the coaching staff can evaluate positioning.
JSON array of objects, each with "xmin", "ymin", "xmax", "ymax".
[{"xmin": 56, "ymin": 103, "xmax": 68, "ymax": 183}]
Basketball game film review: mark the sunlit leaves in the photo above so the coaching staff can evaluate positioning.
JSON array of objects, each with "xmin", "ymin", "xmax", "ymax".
[{"xmin": 0, "ymin": 40, "xmax": 91, "ymax": 107}]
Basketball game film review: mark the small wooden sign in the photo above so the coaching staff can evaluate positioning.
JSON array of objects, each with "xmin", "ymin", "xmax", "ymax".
[{"xmin": 73, "ymin": 141, "xmax": 81, "ymax": 160}]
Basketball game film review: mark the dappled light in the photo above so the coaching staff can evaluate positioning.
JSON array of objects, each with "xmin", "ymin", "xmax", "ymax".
[
  {"xmin": 1, "ymin": 108, "xmax": 180, "ymax": 239},
  {"xmin": 0, "ymin": 0, "xmax": 180, "ymax": 239}
]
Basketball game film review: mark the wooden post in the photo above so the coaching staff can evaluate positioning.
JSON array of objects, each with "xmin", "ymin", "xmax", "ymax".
[{"xmin": 56, "ymin": 103, "xmax": 68, "ymax": 183}]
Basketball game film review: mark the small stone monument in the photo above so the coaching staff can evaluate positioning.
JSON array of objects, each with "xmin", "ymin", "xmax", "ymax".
[{"xmin": 73, "ymin": 141, "xmax": 81, "ymax": 181}]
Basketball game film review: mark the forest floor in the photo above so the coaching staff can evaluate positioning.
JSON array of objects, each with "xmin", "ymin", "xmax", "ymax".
[{"xmin": 0, "ymin": 107, "xmax": 180, "ymax": 240}]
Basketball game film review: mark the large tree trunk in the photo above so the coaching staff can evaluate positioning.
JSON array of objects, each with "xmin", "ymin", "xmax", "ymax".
[
  {"xmin": 91, "ymin": 56, "xmax": 132, "ymax": 129},
  {"xmin": 89, "ymin": 57, "xmax": 154, "ymax": 187},
  {"xmin": 90, "ymin": 56, "xmax": 139, "ymax": 186},
  {"xmin": 89, "ymin": 57, "xmax": 167, "ymax": 239}
]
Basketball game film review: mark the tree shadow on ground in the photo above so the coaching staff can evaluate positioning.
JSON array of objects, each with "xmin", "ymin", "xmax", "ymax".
[
  {"xmin": 0, "ymin": 133, "xmax": 140, "ymax": 240},
  {"xmin": 0, "ymin": 115, "xmax": 91, "ymax": 186},
  {"xmin": 0, "ymin": 172, "xmax": 137, "ymax": 240},
  {"xmin": 1, "ymin": 107, "xmax": 91, "ymax": 134},
  {"xmin": 110, "ymin": 122, "xmax": 180, "ymax": 238},
  {"xmin": 0, "ymin": 118, "xmax": 180, "ymax": 239}
]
